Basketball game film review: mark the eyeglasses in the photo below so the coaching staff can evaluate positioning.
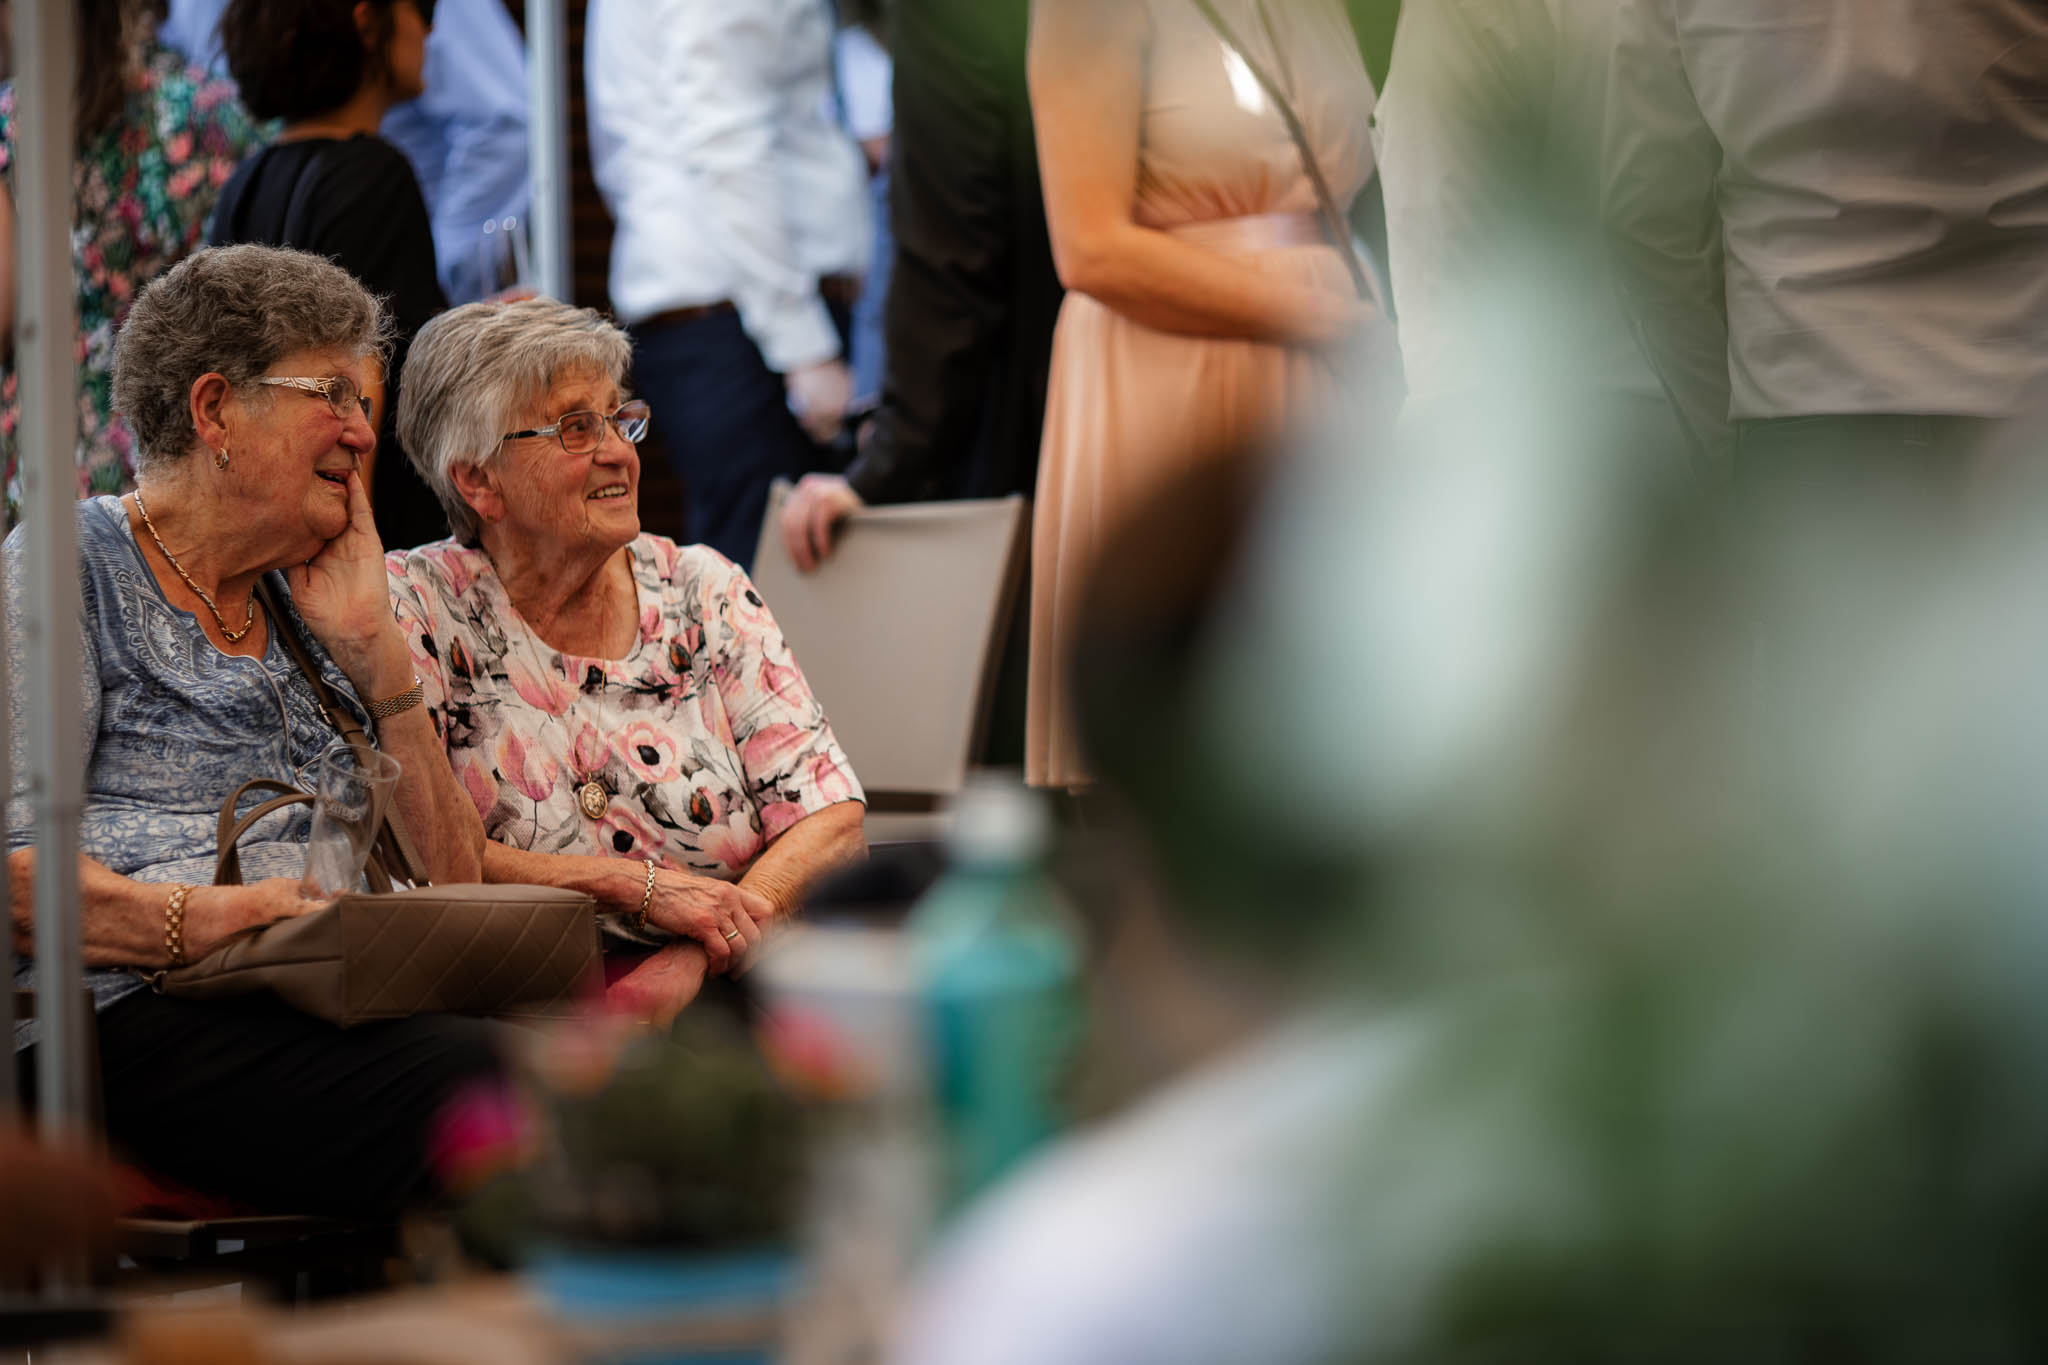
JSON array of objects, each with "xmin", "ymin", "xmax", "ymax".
[
  {"xmin": 503, "ymin": 399, "xmax": 651, "ymax": 455},
  {"xmin": 257, "ymin": 375, "xmax": 374, "ymax": 425}
]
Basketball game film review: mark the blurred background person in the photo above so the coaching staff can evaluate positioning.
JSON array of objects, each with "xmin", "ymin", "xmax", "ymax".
[
  {"xmin": 0, "ymin": 0, "xmax": 258, "ymax": 527},
  {"xmin": 1603, "ymin": 0, "xmax": 2048, "ymax": 478},
  {"xmin": 380, "ymin": 0, "xmax": 530, "ymax": 306},
  {"xmin": 163, "ymin": 0, "xmax": 531, "ymax": 306},
  {"xmin": 1022, "ymin": 0, "xmax": 1382, "ymax": 790},
  {"xmin": 207, "ymin": 0, "xmax": 451, "ymax": 552},
  {"xmin": 389, "ymin": 299, "xmax": 868, "ymax": 1029},
  {"xmin": 587, "ymin": 0, "xmax": 872, "ymax": 569},
  {"xmin": 779, "ymin": 0, "xmax": 1063, "ymax": 561},
  {"xmin": 1374, "ymin": 0, "xmax": 1691, "ymax": 474}
]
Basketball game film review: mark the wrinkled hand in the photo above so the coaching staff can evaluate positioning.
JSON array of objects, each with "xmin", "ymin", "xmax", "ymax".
[
  {"xmin": 645, "ymin": 870, "xmax": 772, "ymax": 973},
  {"xmin": 779, "ymin": 472, "xmax": 864, "ymax": 572},
  {"xmin": 784, "ymin": 358, "xmax": 854, "ymax": 446},
  {"xmin": 285, "ymin": 470, "xmax": 392, "ymax": 665},
  {"xmin": 181, "ymin": 879, "xmax": 325, "ymax": 962}
]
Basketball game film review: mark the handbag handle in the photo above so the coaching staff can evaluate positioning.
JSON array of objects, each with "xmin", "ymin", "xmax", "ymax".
[
  {"xmin": 212, "ymin": 778, "xmax": 399, "ymax": 894},
  {"xmin": 1187, "ymin": 0, "xmax": 1372, "ymax": 300},
  {"xmin": 253, "ymin": 578, "xmax": 430, "ymax": 888}
]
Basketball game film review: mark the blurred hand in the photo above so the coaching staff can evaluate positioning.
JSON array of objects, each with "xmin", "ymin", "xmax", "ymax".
[
  {"xmin": 785, "ymin": 358, "xmax": 854, "ymax": 446},
  {"xmin": 645, "ymin": 870, "xmax": 774, "ymax": 974},
  {"xmin": 604, "ymin": 941, "xmax": 710, "ymax": 1029},
  {"xmin": 1302, "ymin": 289, "xmax": 1377, "ymax": 349},
  {"xmin": 780, "ymin": 472, "xmax": 865, "ymax": 572}
]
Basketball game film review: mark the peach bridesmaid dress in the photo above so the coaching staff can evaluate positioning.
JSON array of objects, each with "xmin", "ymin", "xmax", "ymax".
[{"xmin": 1026, "ymin": 0, "xmax": 1377, "ymax": 787}]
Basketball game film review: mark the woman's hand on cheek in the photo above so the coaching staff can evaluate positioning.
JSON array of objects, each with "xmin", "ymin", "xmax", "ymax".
[{"xmin": 287, "ymin": 469, "xmax": 395, "ymax": 662}]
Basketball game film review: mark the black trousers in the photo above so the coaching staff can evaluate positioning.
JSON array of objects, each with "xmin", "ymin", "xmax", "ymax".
[{"xmin": 23, "ymin": 990, "xmax": 506, "ymax": 1221}]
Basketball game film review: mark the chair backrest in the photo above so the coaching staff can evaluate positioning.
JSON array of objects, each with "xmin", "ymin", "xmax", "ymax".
[{"xmin": 751, "ymin": 484, "xmax": 1029, "ymax": 799}]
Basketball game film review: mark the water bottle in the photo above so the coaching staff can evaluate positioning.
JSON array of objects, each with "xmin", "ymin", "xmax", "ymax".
[{"xmin": 906, "ymin": 778, "xmax": 1083, "ymax": 1205}]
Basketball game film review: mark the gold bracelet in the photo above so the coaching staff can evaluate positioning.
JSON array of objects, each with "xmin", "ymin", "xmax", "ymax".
[
  {"xmin": 163, "ymin": 884, "xmax": 192, "ymax": 966},
  {"xmin": 636, "ymin": 858, "xmax": 657, "ymax": 933},
  {"xmin": 366, "ymin": 676, "xmax": 425, "ymax": 720}
]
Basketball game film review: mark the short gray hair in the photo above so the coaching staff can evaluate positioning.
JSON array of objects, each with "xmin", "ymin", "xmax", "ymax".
[
  {"xmin": 112, "ymin": 244, "xmax": 389, "ymax": 470},
  {"xmin": 397, "ymin": 298, "xmax": 634, "ymax": 546}
]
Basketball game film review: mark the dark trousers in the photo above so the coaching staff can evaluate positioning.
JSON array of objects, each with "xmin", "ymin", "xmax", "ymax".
[
  {"xmin": 631, "ymin": 309, "xmax": 840, "ymax": 569},
  {"xmin": 23, "ymin": 991, "xmax": 506, "ymax": 1221}
]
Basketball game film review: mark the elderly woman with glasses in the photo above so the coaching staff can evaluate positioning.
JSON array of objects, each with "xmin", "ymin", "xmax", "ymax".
[
  {"xmin": 5, "ymin": 244, "xmax": 503, "ymax": 1218},
  {"xmin": 387, "ymin": 299, "xmax": 867, "ymax": 1023}
]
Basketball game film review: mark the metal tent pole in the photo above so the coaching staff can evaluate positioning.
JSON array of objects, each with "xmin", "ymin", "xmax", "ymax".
[
  {"xmin": 526, "ymin": 0, "xmax": 572, "ymax": 302},
  {"xmin": 13, "ymin": 0, "xmax": 89, "ymax": 1142}
]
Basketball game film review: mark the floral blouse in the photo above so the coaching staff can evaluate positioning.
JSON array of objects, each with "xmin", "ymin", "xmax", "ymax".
[
  {"xmin": 387, "ymin": 535, "xmax": 863, "ymax": 884},
  {"xmin": 0, "ymin": 44, "xmax": 260, "ymax": 525}
]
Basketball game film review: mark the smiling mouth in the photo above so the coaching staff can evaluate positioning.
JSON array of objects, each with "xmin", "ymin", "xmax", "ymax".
[{"xmin": 589, "ymin": 485, "xmax": 631, "ymax": 501}]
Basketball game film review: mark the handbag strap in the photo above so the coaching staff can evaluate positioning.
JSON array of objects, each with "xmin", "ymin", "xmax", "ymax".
[
  {"xmin": 212, "ymin": 780, "xmax": 397, "ymax": 894},
  {"xmin": 1187, "ymin": 0, "xmax": 1372, "ymax": 300},
  {"xmin": 253, "ymin": 578, "xmax": 430, "ymax": 887}
]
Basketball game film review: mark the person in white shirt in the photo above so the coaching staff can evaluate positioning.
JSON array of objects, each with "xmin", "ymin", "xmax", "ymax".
[
  {"xmin": 586, "ymin": 0, "xmax": 872, "ymax": 567},
  {"xmin": 1603, "ymin": 0, "xmax": 2048, "ymax": 476}
]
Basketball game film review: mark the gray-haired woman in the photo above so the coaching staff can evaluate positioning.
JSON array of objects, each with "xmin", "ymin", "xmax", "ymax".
[
  {"xmin": 5, "ymin": 244, "xmax": 504, "ymax": 1218},
  {"xmin": 388, "ymin": 298, "xmax": 866, "ymax": 1026}
]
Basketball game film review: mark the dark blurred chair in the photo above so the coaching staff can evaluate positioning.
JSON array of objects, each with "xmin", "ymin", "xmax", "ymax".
[{"xmin": 13, "ymin": 989, "xmax": 393, "ymax": 1304}]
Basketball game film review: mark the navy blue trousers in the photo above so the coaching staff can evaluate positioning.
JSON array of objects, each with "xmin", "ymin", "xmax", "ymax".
[{"xmin": 631, "ymin": 309, "xmax": 838, "ymax": 569}]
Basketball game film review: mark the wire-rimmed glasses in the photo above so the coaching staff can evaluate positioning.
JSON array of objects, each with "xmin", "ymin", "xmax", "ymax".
[
  {"xmin": 502, "ymin": 399, "xmax": 652, "ymax": 455},
  {"xmin": 257, "ymin": 374, "xmax": 374, "ymax": 425}
]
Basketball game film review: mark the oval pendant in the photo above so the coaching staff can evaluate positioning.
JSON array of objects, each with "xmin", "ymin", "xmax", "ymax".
[{"xmin": 578, "ymin": 780, "xmax": 608, "ymax": 820}]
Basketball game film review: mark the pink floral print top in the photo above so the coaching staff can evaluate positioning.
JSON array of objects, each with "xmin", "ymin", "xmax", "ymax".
[{"xmin": 386, "ymin": 535, "xmax": 863, "ymax": 881}]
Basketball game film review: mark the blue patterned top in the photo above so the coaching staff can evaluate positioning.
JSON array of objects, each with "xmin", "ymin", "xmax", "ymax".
[{"xmin": 7, "ymin": 495, "xmax": 373, "ymax": 1048}]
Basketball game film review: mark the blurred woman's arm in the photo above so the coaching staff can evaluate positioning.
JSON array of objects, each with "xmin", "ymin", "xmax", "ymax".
[{"xmin": 1028, "ymin": 0, "xmax": 1365, "ymax": 346}]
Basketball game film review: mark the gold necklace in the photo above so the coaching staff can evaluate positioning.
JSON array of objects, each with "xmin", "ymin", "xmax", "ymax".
[{"xmin": 132, "ymin": 490, "xmax": 258, "ymax": 643}]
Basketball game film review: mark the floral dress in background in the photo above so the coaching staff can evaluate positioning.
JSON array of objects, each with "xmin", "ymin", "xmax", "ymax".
[
  {"xmin": 0, "ymin": 44, "xmax": 260, "ymax": 525},
  {"xmin": 386, "ymin": 535, "xmax": 864, "ymax": 884}
]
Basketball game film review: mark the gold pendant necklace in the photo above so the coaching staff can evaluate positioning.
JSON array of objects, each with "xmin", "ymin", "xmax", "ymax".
[
  {"xmin": 578, "ymin": 779, "xmax": 608, "ymax": 820},
  {"xmin": 133, "ymin": 490, "xmax": 258, "ymax": 643}
]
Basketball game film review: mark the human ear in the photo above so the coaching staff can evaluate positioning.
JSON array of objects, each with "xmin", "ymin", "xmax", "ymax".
[
  {"xmin": 189, "ymin": 372, "xmax": 237, "ymax": 456},
  {"xmin": 450, "ymin": 461, "xmax": 506, "ymax": 526}
]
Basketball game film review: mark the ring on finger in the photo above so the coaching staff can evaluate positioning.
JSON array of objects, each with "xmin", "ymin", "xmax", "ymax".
[{"xmin": 722, "ymin": 927, "xmax": 742, "ymax": 941}]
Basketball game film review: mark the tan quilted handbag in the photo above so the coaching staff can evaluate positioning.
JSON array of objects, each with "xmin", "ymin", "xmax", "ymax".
[
  {"xmin": 151, "ymin": 777, "xmax": 602, "ymax": 1026},
  {"xmin": 150, "ymin": 579, "xmax": 602, "ymax": 1026}
]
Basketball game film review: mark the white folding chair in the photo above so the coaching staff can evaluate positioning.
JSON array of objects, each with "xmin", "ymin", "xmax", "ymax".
[{"xmin": 751, "ymin": 483, "xmax": 1030, "ymax": 844}]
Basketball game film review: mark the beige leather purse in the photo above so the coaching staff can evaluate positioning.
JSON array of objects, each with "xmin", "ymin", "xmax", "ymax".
[
  {"xmin": 151, "ymin": 778, "xmax": 601, "ymax": 1027},
  {"xmin": 149, "ymin": 582, "xmax": 602, "ymax": 1027}
]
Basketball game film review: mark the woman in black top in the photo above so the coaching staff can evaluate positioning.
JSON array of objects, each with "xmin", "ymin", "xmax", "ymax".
[{"xmin": 207, "ymin": 0, "xmax": 451, "ymax": 552}]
